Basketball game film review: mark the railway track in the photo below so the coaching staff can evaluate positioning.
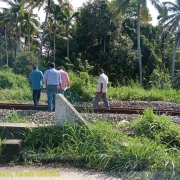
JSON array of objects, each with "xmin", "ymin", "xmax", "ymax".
[{"xmin": 0, "ymin": 103, "xmax": 180, "ymax": 116}]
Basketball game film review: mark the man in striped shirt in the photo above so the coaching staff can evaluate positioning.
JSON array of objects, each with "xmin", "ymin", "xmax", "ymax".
[{"xmin": 43, "ymin": 62, "xmax": 62, "ymax": 112}]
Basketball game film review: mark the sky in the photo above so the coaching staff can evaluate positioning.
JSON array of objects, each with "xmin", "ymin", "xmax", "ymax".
[
  {"xmin": 148, "ymin": 0, "xmax": 175, "ymax": 25},
  {"xmin": 70, "ymin": 0, "xmax": 176, "ymax": 26},
  {"xmin": 0, "ymin": 0, "xmax": 175, "ymax": 26}
]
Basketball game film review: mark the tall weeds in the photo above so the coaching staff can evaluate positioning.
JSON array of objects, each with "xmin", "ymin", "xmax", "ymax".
[
  {"xmin": 22, "ymin": 119, "xmax": 180, "ymax": 173},
  {"xmin": 0, "ymin": 70, "xmax": 180, "ymax": 103}
]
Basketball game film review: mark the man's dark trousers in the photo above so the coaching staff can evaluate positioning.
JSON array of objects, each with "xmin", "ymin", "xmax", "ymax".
[{"xmin": 33, "ymin": 89, "xmax": 41, "ymax": 106}]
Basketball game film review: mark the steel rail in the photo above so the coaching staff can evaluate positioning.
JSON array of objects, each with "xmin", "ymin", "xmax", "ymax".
[
  {"xmin": 0, "ymin": 103, "xmax": 180, "ymax": 116},
  {"xmin": 93, "ymin": 108, "xmax": 180, "ymax": 116}
]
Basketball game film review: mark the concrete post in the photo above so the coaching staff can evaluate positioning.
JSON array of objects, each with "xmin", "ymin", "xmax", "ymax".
[{"xmin": 55, "ymin": 94, "xmax": 87, "ymax": 127}]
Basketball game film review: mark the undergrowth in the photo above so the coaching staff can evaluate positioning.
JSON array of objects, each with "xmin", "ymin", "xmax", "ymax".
[
  {"xmin": 122, "ymin": 108, "xmax": 180, "ymax": 149},
  {"xmin": 4, "ymin": 111, "xmax": 29, "ymax": 123},
  {"xmin": 21, "ymin": 116, "xmax": 180, "ymax": 174},
  {"xmin": 1, "ymin": 70, "xmax": 180, "ymax": 103},
  {"xmin": 1, "ymin": 108, "xmax": 180, "ymax": 179}
]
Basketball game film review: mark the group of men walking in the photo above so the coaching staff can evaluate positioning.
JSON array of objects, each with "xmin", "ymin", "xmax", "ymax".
[
  {"xmin": 29, "ymin": 62, "xmax": 110, "ymax": 112},
  {"xmin": 29, "ymin": 62, "xmax": 70, "ymax": 112}
]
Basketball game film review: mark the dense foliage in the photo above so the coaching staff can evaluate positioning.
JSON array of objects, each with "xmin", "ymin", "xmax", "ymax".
[
  {"xmin": 1, "ymin": 110, "xmax": 179, "ymax": 179},
  {"xmin": 0, "ymin": 66, "xmax": 28, "ymax": 89},
  {"xmin": 0, "ymin": 70, "xmax": 180, "ymax": 103},
  {"xmin": 1, "ymin": 1, "xmax": 180, "ymax": 176},
  {"xmin": 0, "ymin": 0, "xmax": 180, "ymax": 88}
]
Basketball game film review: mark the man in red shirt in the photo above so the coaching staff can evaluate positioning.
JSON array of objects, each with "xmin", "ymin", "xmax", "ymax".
[{"xmin": 57, "ymin": 67, "xmax": 70, "ymax": 95}]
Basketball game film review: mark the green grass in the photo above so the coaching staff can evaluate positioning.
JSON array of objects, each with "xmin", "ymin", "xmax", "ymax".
[
  {"xmin": 4, "ymin": 111, "xmax": 29, "ymax": 123},
  {"xmin": 1, "ymin": 71, "xmax": 180, "ymax": 179},
  {"xmin": 21, "ymin": 118, "xmax": 180, "ymax": 174},
  {"xmin": 0, "ymin": 128, "xmax": 6, "ymax": 163},
  {"xmin": 0, "ymin": 70, "xmax": 180, "ymax": 103},
  {"xmin": 60, "ymin": 72, "xmax": 180, "ymax": 103},
  {"xmin": 120, "ymin": 108, "xmax": 180, "ymax": 149},
  {"xmin": 1, "ymin": 108, "xmax": 180, "ymax": 179},
  {"xmin": 108, "ymin": 85, "xmax": 180, "ymax": 102},
  {"xmin": 0, "ymin": 70, "xmax": 32, "ymax": 102},
  {"xmin": 0, "ymin": 88, "xmax": 32, "ymax": 102}
]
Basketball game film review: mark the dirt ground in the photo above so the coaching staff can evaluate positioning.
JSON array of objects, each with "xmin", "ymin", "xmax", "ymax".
[{"xmin": 0, "ymin": 163, "xmax": 122, "ymax": 180}]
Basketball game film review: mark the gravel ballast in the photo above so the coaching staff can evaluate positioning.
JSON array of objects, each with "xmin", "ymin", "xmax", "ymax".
[{"xmin": 0, "ymin": 100, "xmax": 180, "ymax": 124}]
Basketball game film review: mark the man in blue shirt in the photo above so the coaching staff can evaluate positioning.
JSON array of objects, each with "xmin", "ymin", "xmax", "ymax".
[
  {"xmin": 43, "ymin": 62, "xmax": 62, "ymax": 112},
  {"xmin": 29, "ymin": 66, "xmax": 44, "ymax": 106}
]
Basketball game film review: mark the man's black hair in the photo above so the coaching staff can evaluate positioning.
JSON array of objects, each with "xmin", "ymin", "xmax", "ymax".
[
  {"xmin": 49, "ymin": 62, "xmax": 55, "ymax": 68},
  {"xmin": 98, "ymin": 68, "xmax": 104, "ymax": 73},
  {"xmin": 33, "ymin": 66, "xmax": 37, "ymax": 70}
]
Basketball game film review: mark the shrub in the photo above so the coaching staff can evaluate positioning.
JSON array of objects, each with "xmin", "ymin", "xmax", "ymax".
[
  {"xmin": 149, "ymin": 68, "xmax": 171, "ymax": 89},
  {"xmin": 64, "ymin": 71, "xmax": 96, "ymax": 102},
  {"xmin": 80, "ymin": 72, "xmax": 89, "ymax": 84},
  {"xmin": 22, "ymin": 121, "xmax": 180, "ymax": 172},
  {"xmin": 0, "ymin": 69, "xmax": 31, "ymax": 102},
  {"xmin": 0, "ymin": 70, "xmax": 29, "ymax": 89},
  {"xmin": 4, "ymin": 111, "xmax": 29, "ymax": 123},
  {"xmin": 123, "ymin": 108, "xmax": 180, "ymax": 148},
  {"xmin": 13, "ymin": 52, "xmax": 38, "ymax": 77},
  {"xmin": 132, "ymin": 108, "xmax": 172, "ymax": 139}
]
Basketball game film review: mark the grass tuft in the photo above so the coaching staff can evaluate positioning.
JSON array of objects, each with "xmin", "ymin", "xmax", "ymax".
[
  {"xmin": 4, "ymin": 111, "xmax": 29, "ymax": 123},
  {"xmin": 21, "ymin": 120, "xmax": 180, "ymax": 173}
]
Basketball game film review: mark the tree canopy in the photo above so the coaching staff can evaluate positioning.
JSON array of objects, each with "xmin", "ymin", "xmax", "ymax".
[{"xmin": 0, "ymin": 0, "xmax": 179, "ymax": 88}]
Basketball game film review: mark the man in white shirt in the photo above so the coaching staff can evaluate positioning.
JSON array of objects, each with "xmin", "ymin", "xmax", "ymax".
[
  {"xmin": 93, "ymin": 68, "xmax": 110, "ymax": 109},
  {"xmin": 43, "ymin": 62, "xmax": 62, "ymax": 112}
]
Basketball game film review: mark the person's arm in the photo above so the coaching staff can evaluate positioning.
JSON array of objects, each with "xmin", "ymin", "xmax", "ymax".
[
  {"xmin": 42, "ymin": 71, "xmax": 47, "ymax": 88},
  {"xmin": 43, "ymin": 71, "xmax": 47, "ymax": 84},
  {"xmin": 100, "ymin": 83, "xmax": 103, "ymax": 93},
  {"xmin": 98, "ymin": 75, "xmax": 104, "ymax": 93},
  {"xmin": 39, "ymin": 71, "xmax": 44, "ymax": 88},
  {"xmin": 29, "ymin": 73, "xmax": 32, "ymax": 89},
  {"xmin": 40, "ymin": 71, "xmax": 44, "ymax": 80},
  {"xmin": 58, "ymin": 71, "xmax": 62, "ymax": 90},
  {"xmin": 66, "ymin": 73, "xmax": 70, "ymax": 87}
]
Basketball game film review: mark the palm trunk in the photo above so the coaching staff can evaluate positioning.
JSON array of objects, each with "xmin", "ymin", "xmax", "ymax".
[
  {"xmin": 104, "ymin": 37, "xmax": 106, "ymax": 52},
  {"xmin": 172, "ymin": 35, "xmax": 180, "ymax": 85},
  {"xmin": 66, "ymin": 19, "xmax": 69, "ymax": 59},
  {"xmin": 28, "ymin": 27, "xmax": 30, "ymax": 52},
  {"xmin": 4, "ymin": 26, "xmax": 8, "ymax": 65},
  {"xmin": 108, "ymin": 35, "xmax": 112, "ymax": 78},
  {"xmin": 15, "ymin": 23, "xmax": 21, "ymax": 64},
  {"xmin": 137, "ymin": 4, "xmax": 142, "ymax": 85},
  {"xmin": 0, "ymin": 47, "xmax": 1, "ymax": 63},
  {"xmin": 38, "ymin": 0, "xmax": 50, "ymax": 69},
  {"xmin": 67, "ymin": 33, "xmax": 69, "ymax": 59},
  {"xmin": 54, "ymin": 29, "xmax": 56, "ymax": 62},
  {"xmin": 161, "ymin": 28, "xmax": 165, "ymax": 70}
]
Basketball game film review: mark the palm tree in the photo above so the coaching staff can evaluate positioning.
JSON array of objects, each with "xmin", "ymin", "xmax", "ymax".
[
  {"xmin": 4, "ymin": 26, "xmax": 8, "ymax": 65},
  {"xmin": 159, "ymin": 0, "xmax": 180, "ymax": 84},
  {"xmin": 29, "ymin": 0, "xmax": 63, "ymax": 69},
  {"xmin": 172, "ymin": 30, "xmax": 180, "ymax": 84},
  {"xmin": 0, "ymin": 11, "xmax": 9, "ymax": 65},
  {"xmin": 0, "ymin": 0, "xmax": 28, "ymax": 63},
  {"xmin": 61, "ymin": 3, "xmax": 79, "ymax": 59},
  {"xmin": 113, "ymin": 0, "xmax": 162, "ymax": 84},
  {"xmin": 20, "ymin": 10, "xmax": 40, "ymax": 52},
  {"xmin": 48, "ymin": 3, "xmax": 61, "ymax": 63}
]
